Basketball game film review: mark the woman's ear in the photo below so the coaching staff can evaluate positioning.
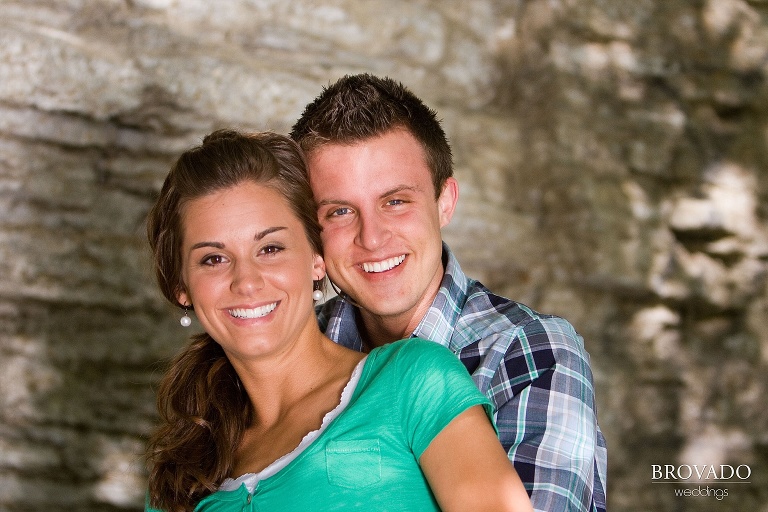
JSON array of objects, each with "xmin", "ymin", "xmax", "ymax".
[
  {"xmin": 312, "ymin": 253, "xmax": 326, "ymax": 281},
  {"xmin": 175, "ymin": 286, "xmax": 190, "ymax": 308}
]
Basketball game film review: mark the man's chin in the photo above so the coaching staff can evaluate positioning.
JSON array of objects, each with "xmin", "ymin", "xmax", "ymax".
[
  {"xmin": 353, "ymin": 297, "xmax": 414, "ymax": 319},
  {"xmin": 338, "ymin": 283, "xmax": 392, "ymax": 306},
  {"xmin": 336, "ymin": 280, "xmax": 416, "ymax": 315}
]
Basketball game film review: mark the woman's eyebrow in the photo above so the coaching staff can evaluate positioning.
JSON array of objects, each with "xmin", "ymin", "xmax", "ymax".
[
  {"xmin": 188, "ymin": 227, "xmax": 286, "ymax": 251},
  {"xmin": 254, "ymin": 226, "xmax": 286, "ymax": 240},
  {"xmin": 190, "ymin": 241, "xmax": 224, "ymax": 250}
]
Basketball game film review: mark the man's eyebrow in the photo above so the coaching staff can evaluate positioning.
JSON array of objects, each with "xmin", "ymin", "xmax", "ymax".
[
  {"xmin": 189, "ymin": 227, "xmax": 286, "ymax": 250},
  {"xmin": 379, "ymin": 185, "xmax": 419, "ymax": 198},
  {"xmin": 316, "ymin": 185, "xmax": 420, "ymax": 207},
  {"xmin": 316, "ymin": 198, "xmax": 352, "ymax": 207}
]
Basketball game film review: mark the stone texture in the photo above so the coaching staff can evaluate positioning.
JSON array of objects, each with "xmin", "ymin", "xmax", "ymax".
[{"xmin": 1, "ymin": 1, "xmax": 768, "ymax": 510}]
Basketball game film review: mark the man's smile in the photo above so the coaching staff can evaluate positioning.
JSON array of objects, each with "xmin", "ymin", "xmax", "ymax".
[{"xmin": 362, "ymin": 255, "xmax": 406, "ymax": 273}]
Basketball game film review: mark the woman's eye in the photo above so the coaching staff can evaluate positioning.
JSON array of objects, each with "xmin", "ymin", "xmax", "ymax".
[
  {"xmin": 201, "ymin": 254, "xmax": 225, "ymax": 266},
  {"xmin": 261, "ymin": 244, "xmax": 283, "ymax": 255}
]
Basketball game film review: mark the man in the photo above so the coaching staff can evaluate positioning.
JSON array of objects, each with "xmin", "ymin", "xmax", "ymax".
[{"xmin": 290, "ymin": 73, "xmax": 607, "ymax": 511}]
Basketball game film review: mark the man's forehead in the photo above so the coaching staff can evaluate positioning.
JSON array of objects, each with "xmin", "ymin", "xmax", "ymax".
[{"xmin": 307, "ymin": 129, "xmax": 426, "ymax": 161}]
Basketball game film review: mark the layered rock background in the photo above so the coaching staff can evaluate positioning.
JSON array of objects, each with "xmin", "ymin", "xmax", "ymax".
[{"xmin": 1, "ymin": 1, "xmax": 767, "ymax": 510}]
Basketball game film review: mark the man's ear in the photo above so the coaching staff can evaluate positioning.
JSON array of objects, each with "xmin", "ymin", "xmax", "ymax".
[{"xmin": 437, "ymin": 177, "xmax": 459, "ymax": 228}]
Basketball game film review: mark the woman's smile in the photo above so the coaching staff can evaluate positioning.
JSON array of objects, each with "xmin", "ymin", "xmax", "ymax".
[{"xmin": 228, "ymin": 301, "xmax": 279, "ymax": 320}]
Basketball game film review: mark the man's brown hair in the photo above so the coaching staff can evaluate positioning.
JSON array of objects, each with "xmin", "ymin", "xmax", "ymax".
[{"xmin": 290, "ymin": 73, "xmax": 453, "ymax": 197}]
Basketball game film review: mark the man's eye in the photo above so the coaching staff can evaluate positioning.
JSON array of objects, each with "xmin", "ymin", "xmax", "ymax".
[
  {"xmin": 387, "ymin": 199, "xmax": 405, "ymax": 206},
  {"xmin": 329, "ymin": 207, "xmax": 351, "ymax": 217}
]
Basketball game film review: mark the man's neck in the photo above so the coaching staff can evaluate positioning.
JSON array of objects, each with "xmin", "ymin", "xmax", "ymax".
[
  {"xmin": 357, "ymin": 314, "xmax": 410, "ymax": 350},
  {"xmin": 355, "ymin": 297, "xmax": 436, "ymax": 350}
]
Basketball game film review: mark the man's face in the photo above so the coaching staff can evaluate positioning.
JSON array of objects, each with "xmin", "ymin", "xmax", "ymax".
[{"xmin": 307, "ymin": 128, "xmax": 457, "ymax": 331}]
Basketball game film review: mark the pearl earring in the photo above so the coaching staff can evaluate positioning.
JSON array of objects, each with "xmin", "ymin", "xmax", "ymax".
[
  {"xmin": 312, "ymin": 280, "xmax": 323, "ymax": 301},
  {"xmin": 180, "ymin": 306, "xmax": 192, "ymax": 327}
]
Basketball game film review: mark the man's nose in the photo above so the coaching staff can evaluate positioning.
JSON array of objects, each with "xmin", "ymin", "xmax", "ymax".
[{"xmin": 355, "ymin": 211, "xmax": 391, "ymax": 251}]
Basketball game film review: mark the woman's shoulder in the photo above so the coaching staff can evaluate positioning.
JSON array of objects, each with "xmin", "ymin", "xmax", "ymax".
[{"xmin": 367, "ymin": 338, "xmax": 459, "ymax": 376}]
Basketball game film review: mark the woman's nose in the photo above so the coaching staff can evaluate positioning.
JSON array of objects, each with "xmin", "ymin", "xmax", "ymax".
[{"xmin": 230, "ymin": 261, "xmax": 265, "ymax": 295}]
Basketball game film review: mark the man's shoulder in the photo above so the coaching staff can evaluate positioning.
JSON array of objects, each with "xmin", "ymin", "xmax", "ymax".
[
  {"xmin": 459, "ymin": 279, "xmax": 575, "ymax": 332},
  {"xmin": 439, "ymin": 245, "xmax": 573, "ymax": 353},
  {"xmin": 458, "ymin": 279, "xmax": 585, "ymax": 355}
]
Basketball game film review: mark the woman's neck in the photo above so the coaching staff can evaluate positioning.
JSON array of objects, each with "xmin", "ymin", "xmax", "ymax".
[
  {"xmin": 232, "ymin": 330, "xmax": 362, "ymax": 427},
  {"xmin": 230, "ymin": 333, "xmax": 365, "ymax": 476}
]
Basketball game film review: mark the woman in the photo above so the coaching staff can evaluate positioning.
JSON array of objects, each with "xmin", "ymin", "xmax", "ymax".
[{"xmin": 144, "ymin": 129, "xmax": 532, "ymax": 512}]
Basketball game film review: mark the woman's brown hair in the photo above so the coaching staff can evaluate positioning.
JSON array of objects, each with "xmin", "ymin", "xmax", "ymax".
[{"xmin": 144, "ymin": 130, "xmax": 322, "ymax": 511}]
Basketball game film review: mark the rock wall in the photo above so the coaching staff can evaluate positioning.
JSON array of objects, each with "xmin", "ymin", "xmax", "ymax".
[{"xmin": 1, "ymin": 1, "xmax": 767, "ymax": 510}]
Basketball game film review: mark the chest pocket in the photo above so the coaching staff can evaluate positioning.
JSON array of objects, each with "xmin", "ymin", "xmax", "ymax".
[{"xmin": 325, "ymin": 439, "xmax": 382, "ymax": 488}]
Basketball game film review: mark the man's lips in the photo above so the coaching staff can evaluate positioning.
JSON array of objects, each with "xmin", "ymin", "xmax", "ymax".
[
  {"xmin": 228, "ymin": 302, "xmax": 278, "ymax": 319},
  {"xmin": 361, "ymin": 254, "xmax": 406, "ymax": 273}
]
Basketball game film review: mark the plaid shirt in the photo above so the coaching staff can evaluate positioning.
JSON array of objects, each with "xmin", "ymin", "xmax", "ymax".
[{"xmin": 317, "ymin": 244, "xmax": 607, "ymax": 512}]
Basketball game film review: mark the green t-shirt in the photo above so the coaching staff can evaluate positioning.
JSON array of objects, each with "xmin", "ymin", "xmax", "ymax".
[{"xmin": 148, "ymin": 338, "xmax": 493, "ymax": 511}]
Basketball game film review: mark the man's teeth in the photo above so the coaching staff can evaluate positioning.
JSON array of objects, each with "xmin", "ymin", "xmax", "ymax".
[
  {"xmin": 229, "ymin": 302, "xmax": 277, "ymax": 319},
  {"xmin": 362, "ymin": 255, "xmax": 406, "ymax": 273}
]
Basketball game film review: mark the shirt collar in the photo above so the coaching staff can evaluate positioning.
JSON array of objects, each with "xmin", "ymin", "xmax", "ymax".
[{"xmin": 412, "ymin": 242, "xmax": 469, "ymax": 349}]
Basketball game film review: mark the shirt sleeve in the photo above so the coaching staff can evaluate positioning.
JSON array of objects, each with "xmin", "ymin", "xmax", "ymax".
[
  {"xmin": 393, "ymin": 339, "xmax": 495, "ymax": 459},
  {"xmin": 491, "ymin": 316, "xmax": 605, "ymax": 512}
]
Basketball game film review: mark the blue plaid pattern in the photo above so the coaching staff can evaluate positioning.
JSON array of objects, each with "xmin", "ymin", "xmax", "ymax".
[{"xmin": 318, "ymin": 244, "xmax": 607, "ymax": 512}]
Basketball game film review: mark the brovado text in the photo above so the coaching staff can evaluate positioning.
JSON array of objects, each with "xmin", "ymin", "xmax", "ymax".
[{"xmin": 652, "ymin": 464, "xmax": 751, "ymax": 481}]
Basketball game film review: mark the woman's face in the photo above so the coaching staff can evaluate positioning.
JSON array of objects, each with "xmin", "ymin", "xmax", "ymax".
[{"xmin": 176, "ymin": 181, "xmax": 324, "ymax": 363}]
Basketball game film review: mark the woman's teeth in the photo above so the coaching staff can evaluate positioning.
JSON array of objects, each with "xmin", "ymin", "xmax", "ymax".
[{"xmin": 229, "ymin": 302, "xmax": 277, "ymax": 319}]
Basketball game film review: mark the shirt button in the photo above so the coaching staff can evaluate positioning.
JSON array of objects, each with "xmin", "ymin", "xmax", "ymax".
[{"xmin": 247, "ymin": 494, "xmax": 252, "ymax": 504}]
